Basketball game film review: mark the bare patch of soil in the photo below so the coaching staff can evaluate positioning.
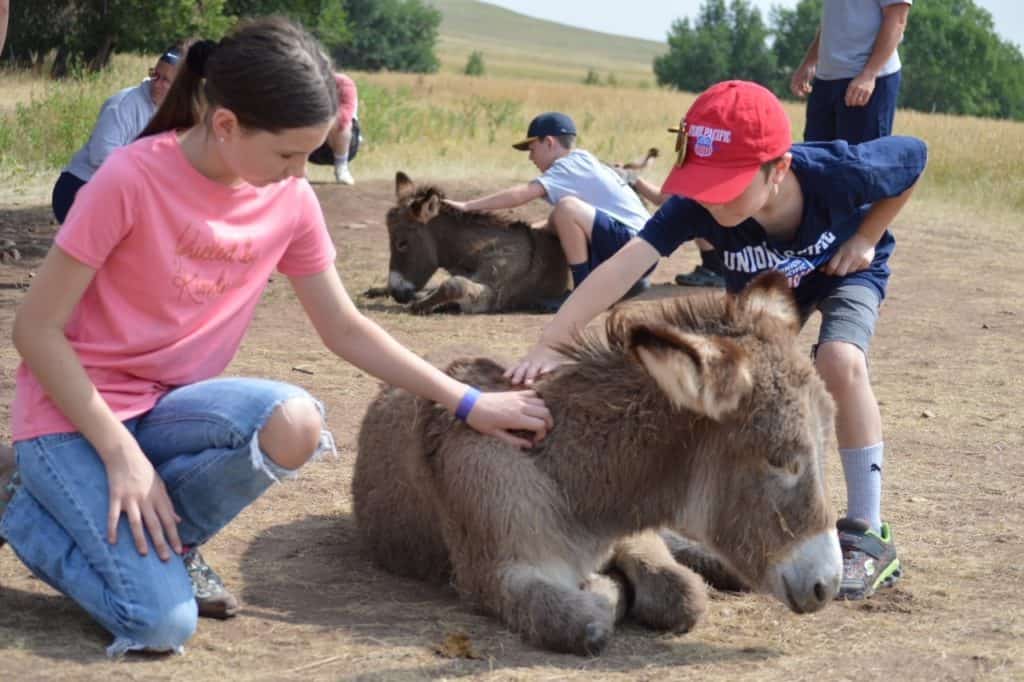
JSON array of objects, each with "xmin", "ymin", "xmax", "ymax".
[{"xmin": 0, "ymin": 179, "xmax": 1021, "ymax": 681}]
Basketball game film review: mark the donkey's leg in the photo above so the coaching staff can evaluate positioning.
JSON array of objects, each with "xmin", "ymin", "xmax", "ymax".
[
  {"xmin": 410, "ymin": 276, "xmax": 496, "ymax": 314},
  {"xmin": 659, "ymin": 529, "xmax": 748, "ymax": 592},
  {"xmin": 583, "ymin": 569, "xmax": 630, "ymax": 625},
  {"xmin": 495, "ymin": 561, "xmax": 617, "ymax": 656},
  {"xmin": 610, "ymin": 530, "xmax": 707, "ymax": 633}
]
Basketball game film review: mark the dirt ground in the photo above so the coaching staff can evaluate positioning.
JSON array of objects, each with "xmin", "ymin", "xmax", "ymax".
[{"xmin": 0, "ymin": 178, "xmax": 1021, "ymax": 681}]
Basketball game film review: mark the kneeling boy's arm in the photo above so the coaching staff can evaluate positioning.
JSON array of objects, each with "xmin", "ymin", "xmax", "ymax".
[
  {"xmin": 465, "ymin": 182, "xmax": 546, "ymax": 212},
  {"xmin": 540, "ymin": 238, "xmax": 660, "ymax": 348}
]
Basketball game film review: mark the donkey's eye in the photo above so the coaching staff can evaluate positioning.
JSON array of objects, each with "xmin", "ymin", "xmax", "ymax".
[{"xmin": 395, "ymin": 240, "xmax": 409, "ymax": 253}]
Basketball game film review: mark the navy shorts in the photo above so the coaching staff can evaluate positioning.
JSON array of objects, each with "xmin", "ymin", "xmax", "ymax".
[
  {"xmin": 804, "ymin": 71, "xmax": 901, "ymax": 144},
  {"xmin": 590, "ymin": 209, "xmax": 639, "ymax": 270},
  {"xmin": 308, "ymin": 118, "xmax": 361, "ymax": 166}
]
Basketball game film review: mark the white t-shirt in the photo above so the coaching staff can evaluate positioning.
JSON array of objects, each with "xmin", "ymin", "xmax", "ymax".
[
  {"xmin": 534, "ymin": 149, "xmax": 650, "ymax": 232},
  {"xmin": 816, "ymin": 0, "xmax": 911, "ymax": 80}
]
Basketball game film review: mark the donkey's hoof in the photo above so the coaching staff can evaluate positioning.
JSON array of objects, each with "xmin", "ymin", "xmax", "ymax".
[{"xmin": 582, "ymin": 621, "xmax": 612, "ymax": 656}]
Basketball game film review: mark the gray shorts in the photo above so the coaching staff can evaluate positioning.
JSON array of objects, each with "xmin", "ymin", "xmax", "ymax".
[{"xmin": 802, "ymin": 284, "xmax": 881, "ymax": 356}]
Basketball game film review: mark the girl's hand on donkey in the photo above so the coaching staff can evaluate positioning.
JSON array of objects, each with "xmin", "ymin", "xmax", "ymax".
[
  {"xmin": 467, "ymin": 390, "xmax": 553, "ymax": 449},
  {"xmin": 505, "ymin": 344, "xmax": 569, "ymax": 387},
  {"xmin": 103, "ymin": 444, "xmax": 183, "ymax": 561}
]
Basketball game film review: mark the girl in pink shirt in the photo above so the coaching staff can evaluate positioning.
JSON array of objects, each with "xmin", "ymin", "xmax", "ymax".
[{"xmin": 0, "ymin": 18, "xmax": 550, "ymax": 657}]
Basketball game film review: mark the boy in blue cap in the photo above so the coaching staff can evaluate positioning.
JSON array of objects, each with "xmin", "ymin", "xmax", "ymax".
[
  {"xmin": 507, "ymin": 81, "xmax": 929, "ymax": 600},
  {"xmin": 444, "ymin": 112, "xmax": 651, "ymax": 308}
]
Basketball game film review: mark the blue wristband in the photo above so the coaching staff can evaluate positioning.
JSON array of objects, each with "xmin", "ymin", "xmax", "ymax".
[{"xmin": 455, "ymin": 387, "xmax": 481, "ymax": 422}]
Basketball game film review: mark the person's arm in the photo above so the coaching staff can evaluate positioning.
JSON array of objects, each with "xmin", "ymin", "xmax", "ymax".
[
  {"xmin": 289, "ymin": 267, "xmax": 552, "ymax": 448},
  {"xmin": 87, "ymin": 101, "xmax": 137, "ymax": 169},
  {"xmin": 12, "ymin": 247, "xmax": 183, "ymax": 560},
  {"xmin": 822, "ymin": 179, "xmax": 918, "ymax": 276},
  {"xmin": 0, "ymin": 0, "xmax": 10, "ymax": 56},
  {"xmin": 444, "ymin": 182, "xmax": 546, "ymax": 212},
  {"xmin": 845, "ymin": 3, "xmax": 911, "ymax": 107},
  {"xmin": 505, "ymin": 238, "xmax": 661, "ymax": 385},
  {"xmin": 632, "ymin": 177, "xmax": 668, "ymax": 206},
  {"xmin": 790, "ymin": 27, "xmax": 821, "ymax": 98}
]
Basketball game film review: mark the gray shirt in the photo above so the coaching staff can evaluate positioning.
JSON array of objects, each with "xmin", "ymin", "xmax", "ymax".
[
  {"xmin": 533, "ymin": 149, "xmax": 650, "ymax": 232},
  {"xmin": 64, "ymin": 79, "xmax": 158, "ymax": 182},
  {"xmin": 816, "ymin": 0, "xmax": 911, "ymax": 81}
]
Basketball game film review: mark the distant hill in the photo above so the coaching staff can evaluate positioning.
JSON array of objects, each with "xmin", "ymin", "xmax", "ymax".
[{"xmin": 427, "ymin": 0, "xmax": 666, "ymax": 85}]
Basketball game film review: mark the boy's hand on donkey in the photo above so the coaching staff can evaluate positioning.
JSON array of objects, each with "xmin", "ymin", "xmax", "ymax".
[
  {"xmin": 823, "ymin": 233, "xmax": 876, "ymax": 277},
  {"xmin": 467, "ymin": 390, "xmax": 553, "ymax": 449},
  {"xmin": 505, "ymin": 344, "xmax": 569, "ymax": 387},
  {"xmin": 442, "ymin": 199, "xmax": 468, "ymax": 212}
]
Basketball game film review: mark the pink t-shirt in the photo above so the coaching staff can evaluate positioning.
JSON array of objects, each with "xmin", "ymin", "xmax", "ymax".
[
  {"xmin": 334, "ymin": 73, "xmax": 358, "ymax": 128},
  {"xmin": 12, "ymin": 131, "xmax": 337, "ymax": 441}
]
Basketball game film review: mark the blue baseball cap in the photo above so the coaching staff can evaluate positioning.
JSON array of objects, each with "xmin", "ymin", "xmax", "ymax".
[{"xmin": 512, "ymin": 112, "xmax": 577, "ymax": 150}]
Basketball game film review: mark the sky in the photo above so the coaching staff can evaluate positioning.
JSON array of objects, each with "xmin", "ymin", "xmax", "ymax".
[{"xmin": 485, "ymin": 0, "xmax": 1024, "ymax": 49}]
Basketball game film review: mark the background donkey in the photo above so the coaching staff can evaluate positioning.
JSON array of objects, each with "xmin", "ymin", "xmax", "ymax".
[
  {"xmin": 353, "ymin": 273, "xmax": 843, "ymax": 655},
  {"xmin": 366, "ymin": 172, "xmax": 569, "ymax": 313}
]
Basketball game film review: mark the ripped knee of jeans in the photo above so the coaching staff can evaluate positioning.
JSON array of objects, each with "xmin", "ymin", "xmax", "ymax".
[{"xmin": 249, "ymin": 396, "xmax": 337, "ymax": 483}]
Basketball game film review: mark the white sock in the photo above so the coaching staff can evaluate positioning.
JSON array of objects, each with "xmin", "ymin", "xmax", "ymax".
[
  {"xmin": 839, "ymin": 442, "xmax": 884, "ymax": 533},
  {"xmin": 334, "ymin": 155, "xmax": 348, "ymax": 170}
]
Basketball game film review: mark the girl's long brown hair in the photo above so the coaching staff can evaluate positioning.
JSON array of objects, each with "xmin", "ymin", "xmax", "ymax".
[{"xmin": 140, "ymin": 16, "xmax": 337, "ymax": 137}]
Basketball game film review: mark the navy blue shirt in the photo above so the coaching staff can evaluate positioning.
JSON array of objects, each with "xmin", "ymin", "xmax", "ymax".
[{"xmin": 639, "ymin": 136, "xmax": 928, "ymax": 308}]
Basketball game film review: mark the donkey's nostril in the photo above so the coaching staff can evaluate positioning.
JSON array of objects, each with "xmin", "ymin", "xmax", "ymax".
[{"xmin": 814, "ymin": 580, "xmax": 827, "ymax": 603}]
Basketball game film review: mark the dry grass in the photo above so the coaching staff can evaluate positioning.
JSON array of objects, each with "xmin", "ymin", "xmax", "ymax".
[{"xmin": 4, "ymin": 53, "xmax": 1022, "ymax": 219}]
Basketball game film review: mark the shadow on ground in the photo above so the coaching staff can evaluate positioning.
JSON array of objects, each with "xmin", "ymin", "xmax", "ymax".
[{"xmin": 237, "ymin": 514, "xmax": 782, "ymax": 676}]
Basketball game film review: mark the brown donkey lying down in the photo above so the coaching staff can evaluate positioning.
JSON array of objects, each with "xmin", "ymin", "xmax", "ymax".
[
  {"xmin": 368, "ymin": 172, "xmax": 570, "ymax": 314},
  {"xmin": 353, "ymin": 273, "xmax": 843, "ymax": 655}
]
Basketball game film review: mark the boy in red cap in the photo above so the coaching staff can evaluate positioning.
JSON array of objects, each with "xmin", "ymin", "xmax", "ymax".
[{"xmin": 507, "ymin": 80, "xmax": 928, "ymax": 600}]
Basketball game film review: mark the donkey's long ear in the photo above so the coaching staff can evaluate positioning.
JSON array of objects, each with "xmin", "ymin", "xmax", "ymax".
[
  {"xmin": 735, "ymin": 271, "xmax": 800, "ymax": 334},
  {"xmin": 413, "ymin": 193, "xmax": 442, "ymax": 223},
  {"xmin": 396, "ymin": 171, "xmax": 416, "ymax": 200},
  {"xmin": 629, "ymin": 323, "xmax": 752, "ymax": 421}
]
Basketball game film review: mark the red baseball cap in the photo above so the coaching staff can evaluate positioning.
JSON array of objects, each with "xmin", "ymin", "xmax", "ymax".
[{"xmin": 661, "ymin": 80, "xmax": 792, "ymax": 204}]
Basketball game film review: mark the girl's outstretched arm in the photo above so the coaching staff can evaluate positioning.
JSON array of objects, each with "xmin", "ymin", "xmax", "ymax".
[{"xmin": 290, "ymin": 267, "xmax": 553, "ymax": 448}]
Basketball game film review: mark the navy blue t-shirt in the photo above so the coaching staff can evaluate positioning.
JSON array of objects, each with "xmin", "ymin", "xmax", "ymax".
[{"xmin": 639, "ymin": 136, "xmax": 928, "ymax": 308}]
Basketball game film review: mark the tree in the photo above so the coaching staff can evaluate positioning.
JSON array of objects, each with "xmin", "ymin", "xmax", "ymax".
[
  {"xmin": 899, "ymin": 0, "xmax": 1024, "ymax": 120},
  {"xmin": 5, "ymin": 0, "xmax": 231, "ymax": 77},
  {"xmin": 222, "ymin": 0, "xmax": 350, "ymax": 53},
  {"xmin": 654, "ymin": 0, "xmax": 775, "ymax": 93},
  {"xmin": 464, "ymin": 50, "xmax": 485, "ymax": 76},
  {"xmin": 329, "ymin": 0, "xmax": 440, "ymax": 73}
]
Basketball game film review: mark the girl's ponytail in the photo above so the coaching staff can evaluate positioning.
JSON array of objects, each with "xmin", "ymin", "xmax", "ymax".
[{"xmin": 139, "ymin": 40, "xmax": 217, "ymax": 138}]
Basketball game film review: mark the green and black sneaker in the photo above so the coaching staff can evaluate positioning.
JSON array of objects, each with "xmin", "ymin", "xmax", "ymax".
[{"xmin": 836, "ymin": 517, "xmax": 902, "ymax": 600}]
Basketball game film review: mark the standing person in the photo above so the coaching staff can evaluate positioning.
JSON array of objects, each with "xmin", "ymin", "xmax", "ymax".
[
  {"xmin": 507, "ymin": 81, "xmax": 928, "ymax": 601},
  {"xmin": 51, "ymin": 43, "xmax": 187, "ymax": 223},
  {"xmin": 307, "ymin": 72, "xmax": 360, "ymax": 185},
  {"xmin": 0, "ymin": 19, "xmax": 550, "ymax": 657},
  {"xmin": 444, "ymin": 112, "xmax": 652, "ymax": 310},
  {"xmin": 790, "ymin": 0, "xmax": 912, "ymax": 144}
]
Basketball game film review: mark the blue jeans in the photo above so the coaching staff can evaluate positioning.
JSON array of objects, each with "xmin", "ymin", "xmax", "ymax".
[
  {"xmin": 0, "ymin": 378, "xmax": 335, "ymax": 656},
  {"xmin": 804, "ymin": 71, "xmax": 902, "ymax": 144}
]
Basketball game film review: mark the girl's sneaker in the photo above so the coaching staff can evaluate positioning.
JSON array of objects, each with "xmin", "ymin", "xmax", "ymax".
[
  {"xmin": 183, "ymin": 547, "xmax": 240, "ymax": 619},
  {"xmin": 836, "ymin": 517, "xmax": 902, "ymax": 600}
]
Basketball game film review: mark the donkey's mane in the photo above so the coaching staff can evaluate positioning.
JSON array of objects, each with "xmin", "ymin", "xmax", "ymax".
[
  {"xmin": 409, "ymin": 185, "xmax": 533, "ymax": 231},
  {"xmin": 558, "ymin": 292, "xmax": 754, "ymax": 368}
]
